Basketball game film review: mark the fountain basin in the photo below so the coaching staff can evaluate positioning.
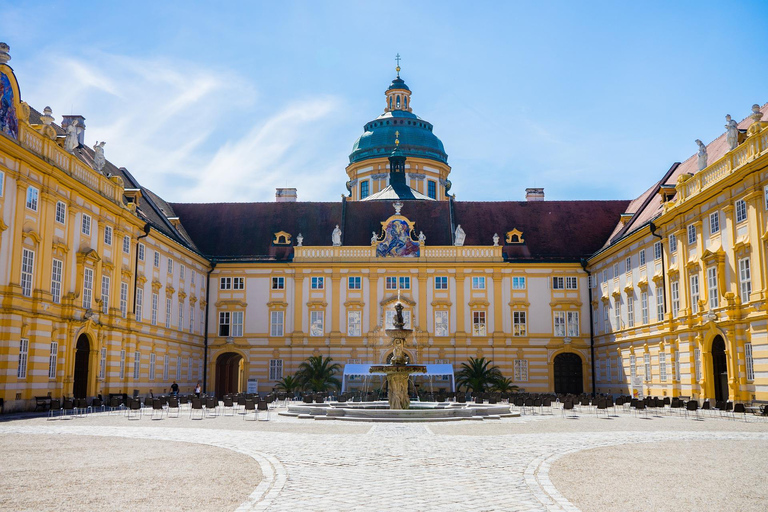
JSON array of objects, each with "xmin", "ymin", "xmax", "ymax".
[{"xmin": 281, "ymin": 401, "xmax": 519, "ymax": 422}]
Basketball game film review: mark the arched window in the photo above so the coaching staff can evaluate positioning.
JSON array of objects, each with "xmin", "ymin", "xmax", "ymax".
[
  {"xmin": 404, "ymin": 96, "xmax": 408, "ymax": 109},
  {"xmin": 389, "ymin": 97, "xmax": 393, "ymax": 110},
  {"xmin": 396, "ymin": 95, "xmax": 401, "ymax": 108}
]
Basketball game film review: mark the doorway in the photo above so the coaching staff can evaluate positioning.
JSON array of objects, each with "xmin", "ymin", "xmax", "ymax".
[
  {"xmin": 554, "ymin": 352, "xmax": 583, "ymax": 395},
  {"xmin": 711, "ymin": 336, "xmax": 728, "ymax": 402},
  {"xmin": 215, "ymin": 352, "xmax": 244, "ymax": 396},
  {"xmin": 73, "ymin": 334, "xmax": 90, "ymax": 398}
]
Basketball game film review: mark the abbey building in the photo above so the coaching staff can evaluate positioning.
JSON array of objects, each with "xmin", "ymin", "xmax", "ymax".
[{"xmin": 1, "ymin": 43, "xmax": 766, "ymax": 411}]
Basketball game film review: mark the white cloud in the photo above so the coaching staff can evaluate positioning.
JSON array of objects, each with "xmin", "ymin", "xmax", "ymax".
[{"xmin": 15, "ymin": 49, "xmax": 348, "ymax": 203}]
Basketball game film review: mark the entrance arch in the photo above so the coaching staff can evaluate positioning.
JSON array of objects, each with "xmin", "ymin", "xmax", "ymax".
[
  {"xmin": 73, "ymin": 334, "xmax": 91, "ymax": 398},
  {"xmin": 215, "ymin": 352, "xmax": 244, "ymax": 396},
  {"xmin": 711, "ymin": 336, "xmax": 728, "ymax": 402},
  {"xmin": 553, "ymin": 352, "xmax": 583, "ymax": 395}
]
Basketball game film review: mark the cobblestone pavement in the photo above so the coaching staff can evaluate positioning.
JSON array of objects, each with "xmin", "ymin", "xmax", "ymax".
[{"xmin": 2, "ymin": 408, "xmax": 767, "ymax": 511}]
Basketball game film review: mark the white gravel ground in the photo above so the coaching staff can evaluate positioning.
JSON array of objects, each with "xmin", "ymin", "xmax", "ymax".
[
  {"xmin": 549, "ymin": 439, "xmax": 768, "ymax": 512},
  {"xmin": 0, "ymin": 434, "xmax": 262, "ymax": 512}
]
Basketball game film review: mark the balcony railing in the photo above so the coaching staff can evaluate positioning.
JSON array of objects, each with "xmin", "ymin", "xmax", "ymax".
[{"xmin": 293, "ymin": 245, "xmax": 503, "ymax": 262}]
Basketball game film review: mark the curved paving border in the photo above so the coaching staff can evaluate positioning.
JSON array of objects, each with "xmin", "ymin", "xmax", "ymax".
[{"xmin": 0, "ymin": 425, "xmax": 287, "ymax": 511}]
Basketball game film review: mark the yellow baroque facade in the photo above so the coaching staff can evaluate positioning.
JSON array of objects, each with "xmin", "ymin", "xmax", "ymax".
[{"xmin": 2, "ymin": 42, "xmax": 766, "ymax": 411}]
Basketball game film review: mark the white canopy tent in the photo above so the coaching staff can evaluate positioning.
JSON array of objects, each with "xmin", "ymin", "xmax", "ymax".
[{"xmin": 341, "ymin": 364, "xmax": 455, "ymax": 392}]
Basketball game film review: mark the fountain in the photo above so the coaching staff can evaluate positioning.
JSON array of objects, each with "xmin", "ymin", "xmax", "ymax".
[{"xmin": 368, "ymin": 300, "xmax": 425, "ymax": 409}]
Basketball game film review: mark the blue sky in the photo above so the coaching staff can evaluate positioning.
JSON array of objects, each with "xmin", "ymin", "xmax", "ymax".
[{"xmin": 2, "ymin": 1, "xmax": 767, "ymax": 203}]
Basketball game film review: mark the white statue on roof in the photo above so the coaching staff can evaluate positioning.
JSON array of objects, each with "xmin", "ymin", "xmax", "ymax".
[
  {"xmin": 695, "ymin": 139, "xmax": 707, "ymax": 171},
  {"xmin": 371, "ymin": 231, "xmax": 378, "ymax": 245},
  {"xmin": 93, "ymin": 141, "xmax": 106, "ymax": 172},
  {"xmin": 332, "ymin": 225, "xmax": 342, "ymax": 246},
  {"xmin": 725, "ymin": 115, "xmax": 739, "ymax": 151},
  {"xmin": 296, "ymin": 233, "xmax": 303, "ymax": 246},
  {"xmin": 493, "ymin": 233, "xmax": 499, "ymax": 246},
  {"xmin": 454, "ymin": 225, "xmax": 466, "ymax": 247},
  {"xmin": 64, "ymin": 120, "xmax": 79, "ymax": 152},
  {"xmin": 418, "ymin": 231, "xmax": 426, "ymax": 244}
]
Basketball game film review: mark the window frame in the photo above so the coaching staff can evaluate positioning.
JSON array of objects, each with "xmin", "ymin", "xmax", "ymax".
[
  {"xmin": 231, "ymin": 310, "xmax": 244, "ymax": 337},
  {"xmin": 138, "ymin": 243, "xmax": 145, "ymax": 261},
  {"xmin": 738, "ymin": 257, "xmax": 752, "ymax": 303},
  {"xmin": 82, "ymin": 267, "xmax": 94, "ymax": 309},
  {"xmin": 472, "ymin": 310, "xmax": 487, "ymax": 336},
  {"xmin": 654, "ymin": 241, "xmax": 662, "ymax": 260},
  {"xmin": 104, "ymin": 225, "xmax": 113, "ymax": 246},
  {"xmin": 49, "ymin": 341, "xmax": 59, "ymax": 379},
  {"xmin": 151, "ymin": 292, "xmax": 158, "ymax": 325},
  {"xmin": 50, "ymin": 258, "xmax": 63, "ymax": 304},
  {"xmin": 512, "ymin": 276, "xmax": 526, "ymax": 290},
  {"xmin": 709, "ymin": 211, "xmax": 720, "ymax": 234},
  {"xmin": 735, "ymin": 199, "xmax": 747, "ymax": 223},
  {"xmin": 512, "ymin": 310, "xmax": 527, "ymax": 337},
  {"xmin": 120, "ymin": 282, "xmax": 128, "ymax": 318},
  {"xmin": 670, "ymin": 281, "xmax": 680, "ymax": 318},
  {"xmin": 348, "ymin": 276, "xmax": 362, "ymax": 290},
  {"xmin": 270, "ymin": 310, "xmax": 285, "ymax": 337},
  {"xmin": 220, "ymin": 277, "xmax": 232, "ymax": 290},
  {"xmin": 218, "ymin": 311, "xmax": 231, "ymax": 337},
  {"xmin": 347, "ymin": 310, "xmax": 362, "ymax": 337},
  {"xmin": 687, "ymin": 224, "xmax": 696, "ymax": 245},
  {"xmin": 165, "ymin": 297, "xmax": 172, "ymax": 329},
  {"xmin": 269, "ymin": 359, "xmax": 284, "ymax": 381},
  {"xmin": 311, "ymin": 276, "xmax": 325, "ymax": 290},
  {"xmin": 434, "ymin": 310, "xmax": 449, "ymax": 337},
  {"xmin": 17, "ymin": 338, "xmax": 29, "ymax": 379},
  {"xmin": 25, "ymin": 186, "xmax": 39, "ymax": 211},
  {"xmin": 81, "ymin": 213, "xmax": 91, "ymax": 236},
  {"xmin": 55, "ymin": 201, "xmax": 66, "ymax": 224},
  {"xmin": 690, "ymin": 274, "xmax": 700, "ymax": 314},
  {"xmin": 310, "ymin": 310, "xmax": 324, "ymax": 336},
  {"xmin": 707, "ymin": 266, "xmax": 719, "ymax": 309},
  {"xmin": 101, "ymin": 275, "xmax": 110, "ymax": 314},
  {"xmin": 471, "ymin": 276, "xmax": 486, "ymax": 290},
  {"xmin": 399, "ymin": 276, "xmax": 411, "ymax": 290}
]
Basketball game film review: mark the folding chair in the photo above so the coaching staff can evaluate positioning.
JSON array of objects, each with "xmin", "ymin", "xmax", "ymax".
[
  {"xmin": 61, "ymin": 398, "xmax": 75, "ymax": 419},
  {"xmin": 127, "ymin": 398, "xmax": 142, "ymax": 420},
  {"xmin": 257, "ymin": 400, "xmax": 270, "ymax": 421},
  {"xmin": 561, "ymin": 400, "xmax": 577, "ymax": 418},
  {"xmin": 151, "ymin": 398, "xmax": 165, "ymax": 420},
  {"xmin": 190, "ymin": 398, "xmax": 204, "ymax": 420},
  {"xmin": 685, "ymin": 400, "xmax": 700, "ymax": 420},
  {"xmin": 732, "ymin": 403, "xmax": 748, "ymax": 422},
  {"xmin": 243, "ymin": 399, "xmax": 257, "ymax": 421},
  {"xmin": 205, "ymin": 397, "xmax": 219, "ymax": 417},
  {"xmin": 48, "ymin": 399, "xmax": 62, "ymax": 420},
  {"xmin": 222, "ymin": 397, "xmax": 235, "ymax": 416},
  {"xmin": 167, "ymin": 397, "xmax": 180, "ymax": 418},
  {"xmin": 596, "ymin": 398, "xmax": 609, "ymax": 418}
]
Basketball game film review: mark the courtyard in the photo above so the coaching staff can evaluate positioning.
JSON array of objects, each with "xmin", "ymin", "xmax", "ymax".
[{"xmin": 1, "ymin": 402, "xmax": 767, "ymax": 511}]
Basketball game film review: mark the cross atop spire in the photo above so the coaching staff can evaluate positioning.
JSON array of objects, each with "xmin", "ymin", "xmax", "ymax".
[{"xmin": 395, "ymin": 53, "xmax": 401, "ymax": 77}]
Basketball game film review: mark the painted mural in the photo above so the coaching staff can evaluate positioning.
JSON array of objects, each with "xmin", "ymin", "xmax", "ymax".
[
  {"xmin": 0, "ymin": 72, "xmax": 18, "ymax": 140},
  {"xmin": 376, "ymin": 217, "xmax": 420, "ymax": 257}
]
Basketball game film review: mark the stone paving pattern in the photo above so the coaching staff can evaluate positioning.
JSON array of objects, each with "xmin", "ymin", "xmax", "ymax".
[{"xmin": 2, "ymin": 406, "xmax": 767, "ymax": 511}]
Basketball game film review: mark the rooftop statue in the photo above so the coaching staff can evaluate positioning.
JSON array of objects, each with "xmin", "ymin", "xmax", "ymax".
[
  {"xmin": 296, "ymin": 233, "xmax": 303, "ymax": 247},
  {"xmin": 64, "ymin": 119, "xmax": 79, "ymax": 153},
  {"xmin": 332, "ymin": 225, "xmax": 342, "ymax": 246},
  {"xmin": 454, "ymin": 224, "xmax": 466, "ymax": 246},
  {"xmin": 418, "ymin": 231, "xmax": 426, "ymax": 244},
  {"xmin": 695, "ymin": 139, "xmax": 707, "ymax": 171},
  {"xmin": 493, "ymin": 233, "xmax": 500, "ymax": 246},
  {"xmin": 93, "ymin": 141, "xmax": 106, "ymax": 172},
  {"xmin": 371, "ymin": 231, "xmax": 378, "ymax": 245},
  {"xmin": 725, "ymin": 115, "xmax": 739, "ymax": 150}
]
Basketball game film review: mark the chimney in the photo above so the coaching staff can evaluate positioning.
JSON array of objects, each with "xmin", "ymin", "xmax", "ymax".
[
  {"xmin": 61, "ymin": 115, "xmax": 86, "ymax": 145},
  {"xmin": 525, "ymin": 187, "xmax": 545, "ymax": 201},
  {"xmin": 275, "ymin": 188, "xmax": 297, "ymax": 202}
]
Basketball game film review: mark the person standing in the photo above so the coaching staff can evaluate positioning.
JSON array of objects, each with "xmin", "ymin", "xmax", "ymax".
[
  {"xmin": 171, "ymin": 381, "xmax": 179, "ymax": 395},
  {"xmin": 194, "ymin": 381, "xmax": 202, "ymax": 398}
]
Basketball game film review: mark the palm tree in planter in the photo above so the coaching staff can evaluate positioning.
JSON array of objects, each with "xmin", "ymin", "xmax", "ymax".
[
  {"xmin": 455, "ymin": 357, "xmax": 503, "ymax": 393},
  {"xmin": 490, "ymin": 376, "xmax": 519, "ymax": 393},
  {"xmin": 295, "ymin": 355, "xmax": 342, "ymax": 392},
  {"xmin": 275, "ymin": 374, "xmax": 302, "ymax": 394}
]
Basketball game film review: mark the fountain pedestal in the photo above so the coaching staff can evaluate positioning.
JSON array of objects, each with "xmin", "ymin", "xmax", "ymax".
[{"xmin": 369, "ymin": 364, "xmax": 426, "ymax": 409}]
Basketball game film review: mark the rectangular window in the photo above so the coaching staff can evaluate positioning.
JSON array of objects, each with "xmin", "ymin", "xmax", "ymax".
[
  {"xmin": 311, "ymin": 276, "xmax": 324, "ymax": 289},
  {"xmin": 659, "ymin": 352, "xmax": 667, "ymax": 382},
  {"xmin": 360, "ymin": 180, "xmax": 369, "ymax": 199},
  {"xmin": 190, "ymin": 304, "xmax": 195, "ymax": 333},
  {"xmin": 735, "ymin": 199, "xmax": 747, "ymax": 223},
  {"xmin": 0, "ymin": 170, "xmax": 3, "ymax": 196},
  {"xmin": 431, "ymin": 276, "xmax": 447, "ymax": 290},
  {"xmin": 670, "ymin": 281, "xmax": 680, "ymax": 317},
  {"xmin": 669, "ymin": 234, "xmax": 677, "ymax": 253},
  {"xmin": 180, "ymin": 265, "xmax": 185, "ymax": 280},
  {"xmin": 310, "ymin": 310, "xmax": 324, "ymax": 336},
  {"xmin": 595, "ymin": 359, "xmax": 601, "ymax": 382},
  {"xmin": 385, "ymin": 277, "xmax": 397, "ymax": 289},
  {"xmin": 220, "ymin": 277, "xmax": 231, "ymax": 290},
  {"xmin": 149, "ymin": 353, "xmax": 156, "ymax": 381},
  {"xmin": 639, "ymin": 249, "xmax": 646, "ymax": 267},
  {"xmin": 627, "ymin": 296, "xmax": 634, "ymax": 327},
  {"xmin": 26, "ymin": 186, "xmax": 38, "ymax": 211},
  {"xmin": 104, "ymin": 225, "xmax": 113, "ymax": 246},
  {"xmin": 434, "ymin": 310, "xmax": 449, "ymax": 336},
  {"xmin": 231, "ymin": 311, "xmax": 244, "ymax": 337},
  {"xmin": 151, "ymin": 292, "xmax": 158, "ymax": 325},
  {"xmin": 603, "ymin": 305, "xmax": 610, "ymax": 333},
  {"xmin": 136, "ymin": 288, "xmax": 143, "ymax": 322},
  {"xmin": 427, "ymin": 180, "xmax": 437, "ymax": 199},
  {"xmin": 706, "ymin": 267, "xmax": 718, "ymax": 309},
  {"xmin": 117, "ymin": 282, "xmax": 127, "ymax": 318},
  {"xmin": 639, "ymin": 291, "xmax": 648, "ymax": 325},
  {"xmin": 163, "ymin": 355, "xmax": 169, "ymax": 380},
  {"xmin": 55, "ymin": 201, "xmax": 66, "ymax": 224},
  {"xmin": 165, "ymin": 298, "xmax": 172, "ymax": 328},
  {"xmin": 188, "ymin": 357, "xmax": 193, "ymax": 379},
  {"xmin": 630, "ymin": 354, "xmax": 637, "ymax": 379},
  {"xmin": 566, "ymin": 276, "xmax": 578, "ymax": 289},
  {"xmin": 625, "ymin": 257, "xmax": 632, "ymax": 274},
  {"xmin": 21, "ymin": 248, "xmax": 34, "ymax": 297},
  {"xmin": 153, "ymin": 251, "xmax": 160, "ymax": 268},
  {"xmin": 99, "ymin": 347, "xmax": 107, "ymax": 379},
  {"xmin": 710, "ymin": 211, "xmax": 720, "ymax": 234},
  {"xmin": 472, "ymin": 311, "xmax": 486, "ymax": 336},
  {"xmin": 17, "ymin": 338, "xmax": 29, "ymax": 378},
  {"xmin": 513, "ymin": 311, "xmax": 527, "ymax": 336},
  {"xmin": 687, "ymin": 224, "xmax": 696, "ymax": 245},
  {"xmin": 690, "ymin": 274, "xmax": 700, "ymax": 314},
  {"xmin": 347, "ymin": 310, "xmax": 361, "ymax": 337},
  {"xmin": 739, "ymin": 258, "xmax": 751, "ymax": 303},
  {"xmin": 399, "ymin": 276, "xmax": 411, "ymax": 289},
  {"xmin": 49, "ymin": 342, "xmax": 58, "ymax": 379},
  {"xmin": 122, "ymin": 235, "xmax": 130, "ymax": 254},
  {"xmin": 765, "ymin": 186, "xmax": 768, "ymax": 210},
  {"xmin": 644, "ymin": 352, "xmax": 651, "ymax": 381},
  {"xmin": 672, "ymin": 350, "xmax": 679, "ymax": 381},
  {"xmin": 82, "ymin": 214, "xmax": 91, "ymax": 236},
  {"xmin": 513, "ymin": 359, "xmax": 528, "ymax": 382},
  {"xmin": 606, "ymin": 357, "xmax": 612, "ymax": 382},
  {"xmin": 567, "ymin": 311, "xmax": 579, "ymax": 337},
  {"xmin": 167, "ymin": 259, "xmax": 173, "ymax": 274},
  {"xmin": 138, "ymin": 243, "xmax": 145, "ymax": 261},
  {"xmin": 512, "ymin": 276, "xmax": 526, "ymax": 289},
  {"xmin": 554, "ymin": 311, "xmax": 566, "ymax": 337},
  {"xmin": 51, "ymin": 258, "xmax": 63, "ymax": 304},
  {"xmin": 176, "ymin": 355, "xmax": 182, "ymax": 380},
  {"xmin": 654, "ymin": 241, "xmax": 662, "ymax": 260},
  {"xmin": 218, "ymin": 311, "xmax": 230, "ymax": 336},
  {"xmin": 552, "ymin": 276, "xmax": 564, "ymax": 289},
  {"xmin": 745, "ymin": 342, "xmax": 754, "ymax": 381},
  {"xmin": 694, "ymin": 348, "xmax": 702, "ymax": 381},
  {"xmin": 348, "ymin": 276, "xmax": 361, "ymax": 290},
  {"xmin": 614, "ymin": 298, "xmax": 621, "ymax": 329},
  {"xmin": 178, "ymin": 301, "xmax": 184, "ymax": 331},
  {"xmin": 133, "ymin": 352, "xmax": 141, "ymax": 380},
  {"xmin": 101, "ymin": 275, "xmax": 110, "ymax": 314},
  {"xmin": 232, "ymin": 277, "xmax": 244, "ymax": 290},
  {"xmin": 656, "ymin": 285, "xmax": 665, "ymax": 321},
  {"xmin": 269, "ymin": 359, "xmax": 283, "ymax": 381},
  {"xmin": 613, "ymin": 263, "xmax": 619, "ymax": 278},
  {"xmin": 119, "ymin": 349, "xmax": 126, "ymax": 380},
  {"xmin": 472, "ymin": 276, "xmax": 486, "ymax": 289},
  {"xmin": 83, "ymin": 267, "xmax": 93, "ymax": 309}
]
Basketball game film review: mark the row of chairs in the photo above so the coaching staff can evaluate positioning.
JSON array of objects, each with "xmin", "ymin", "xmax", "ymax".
[{"xmin": 48, "ymin": 398, "xmax": 105, "ymax": 419}]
